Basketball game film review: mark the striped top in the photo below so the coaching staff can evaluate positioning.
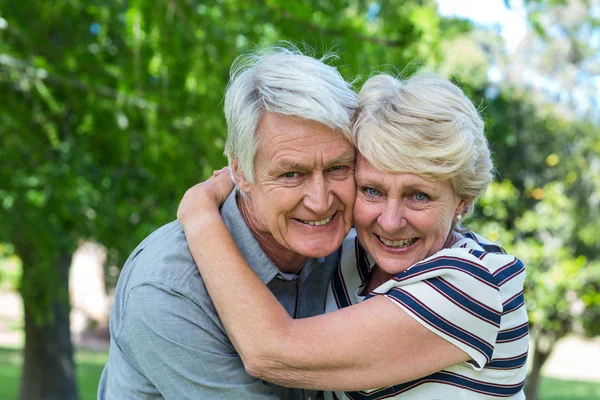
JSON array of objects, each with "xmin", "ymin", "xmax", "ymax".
[{"xmin": 325, "ymin": 230, "xmax": 528, "ymax": 400}]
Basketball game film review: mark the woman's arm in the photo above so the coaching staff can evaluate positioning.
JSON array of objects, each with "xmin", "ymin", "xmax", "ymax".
[{"xmin": 178, "ymin": 173, "xmax": 471, "ymax": 391}]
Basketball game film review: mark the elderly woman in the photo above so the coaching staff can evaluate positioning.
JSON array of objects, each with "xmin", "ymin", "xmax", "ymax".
[{"xmin": 178, "ymin": 73, "xmax": 528, "ymax": 399}]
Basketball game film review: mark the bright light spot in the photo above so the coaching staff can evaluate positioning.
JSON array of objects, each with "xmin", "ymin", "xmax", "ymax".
[
  {"xmin": 36, "ymin": 68, "xmax": 48, "ymax": 79},
  {"xmin": 0, "ymin": 17, "xmax": 7, "ymax": 30},
  {"xmin": 532, "ymin": 188, "xmax": 544, "ymax": 200},
  {"xmin": 117, "ymin": 113, "xmax": 129, "ymax": 129},
  {"xmin": 483, "ymin": 205, "xmax": 494, "ymax": 216},
  {"xmin": 487, "ymin": 65, "xmax": 503, "ymax": 83},
  {"xmin": 2, "ymin": 195, "xmax": 14, "ymax": 209},
  {"xmin": 85, "ymin": 208, "xmax": 97, "ymax": 220},
  {"xmin": 485, "ymin": 86, "xmax": 500, "ymax": 99},
  {"xmin": 545, "ymin": 153, "xmax": 560, "ymax": 167},
  {"xmin": 235, "ymin": 34, "xmax": 247, "ymax": 49},
  {"xmin": 435, "ymin": 0, "xmax": 527, "ymax": 53},
  {"xmin": 90, "ymin": 23, "xmax": 101, "ymax": 36},
  {"xmin": 489, "ymin": 230, "xmax": 499, "ymax": 242},
  {"xmin": 88, "ymin": 43, "xmax": 100, "ymax": 54},
  {"xmin": 367, "ymin": 3, "xmax": 381, "ymax": 22}
]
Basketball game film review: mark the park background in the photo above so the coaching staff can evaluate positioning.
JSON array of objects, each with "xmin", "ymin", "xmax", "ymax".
[{"xmin": 1, "ymin": 0, "xmax": 599, "ymax": 399}]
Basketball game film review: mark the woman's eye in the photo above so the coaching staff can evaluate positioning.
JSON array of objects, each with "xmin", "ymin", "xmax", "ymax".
[{"xmin": 415, "ymin": 192, "xmax": 429, "ymax": 201}]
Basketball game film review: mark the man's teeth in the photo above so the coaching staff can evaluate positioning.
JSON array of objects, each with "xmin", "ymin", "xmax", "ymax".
[
  {"xmin": 300, "ymin": 216, "xmax": 332, "ymax": 226},
  {"xmin": 378, "ymin": 236, "xmax": 417, "ymax": 248}
]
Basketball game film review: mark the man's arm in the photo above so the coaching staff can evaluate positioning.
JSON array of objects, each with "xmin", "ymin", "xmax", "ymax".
[{"xmin": 118, "ymin": 282, "xmax": 280, "ymax": 400}]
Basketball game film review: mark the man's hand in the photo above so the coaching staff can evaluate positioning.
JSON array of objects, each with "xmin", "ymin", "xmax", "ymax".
[{"xmin": 177, "ymin": 167, "xmax": 235, "ymax": 235}]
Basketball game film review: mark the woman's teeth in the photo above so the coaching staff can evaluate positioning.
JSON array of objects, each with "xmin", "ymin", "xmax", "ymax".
[{"xmin": 378, "ymin": 236, "xmax": 417, "ymax": 248}]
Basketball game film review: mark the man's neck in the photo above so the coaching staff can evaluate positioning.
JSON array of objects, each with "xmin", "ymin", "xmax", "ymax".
[{"xmin": 236, "ymin": 193, "xmax": 308, "ymax": 274}]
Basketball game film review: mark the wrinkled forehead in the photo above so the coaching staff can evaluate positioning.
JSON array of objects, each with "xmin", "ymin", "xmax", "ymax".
[{"xmin": 256, "ymin": 113, "xmax": 353, "ymax": 153}]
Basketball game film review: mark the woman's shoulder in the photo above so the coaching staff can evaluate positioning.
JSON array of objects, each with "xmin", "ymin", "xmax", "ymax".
[
  {"xmin": 409, "ymin": 234, "xmax": 526, "ymax": 301},
  {"xmin": 448, "ymin": 231, "xmax": 524, "ymax": 277},
  {"xmin": 459, "ymin": 231, "xmax": 507, "ymax": 254},
  {"xmin": 390, "ymin": 231, "xmax": 522, "ymax": 290}
]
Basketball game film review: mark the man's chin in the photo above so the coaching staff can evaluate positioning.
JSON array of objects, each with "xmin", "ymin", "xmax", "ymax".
[{"xmin": 292, "ymin": 238, "xmax": 343, "ymax": 259}]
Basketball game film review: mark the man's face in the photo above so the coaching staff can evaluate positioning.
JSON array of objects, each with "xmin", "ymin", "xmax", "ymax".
[{"xmin": 237, "ymin": 112, "xmax": 356, "ymax": 259}]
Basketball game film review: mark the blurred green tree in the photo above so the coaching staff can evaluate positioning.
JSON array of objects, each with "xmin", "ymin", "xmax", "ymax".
[
  {"xmin": 506, "ymin": 0, "xmax": 600, "ymax": 122},
  {"xmin": 442, "ymin": 2, "xmax": 600, "ymax": 396},
  {"xmin": 470, "ymin": 88, "xmax": 600, "ymax": 400},
  {"xmin": 3, "ymin": 0, "xmax": 598, "ymax": 399},
  {"xmin": 0, "ymin": 0, "xmax": 449, "ymax": 398}
]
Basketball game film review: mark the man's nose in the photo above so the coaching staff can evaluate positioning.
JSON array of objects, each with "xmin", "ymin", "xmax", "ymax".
[{"xmin": 304, "ymin": 175, "xmax": 332, "ymax": 215}]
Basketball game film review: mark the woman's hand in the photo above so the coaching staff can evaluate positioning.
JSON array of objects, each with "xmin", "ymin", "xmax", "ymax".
[{"xmin": 177, "ymin": 167, "xmax": 235, "ymax": 235}]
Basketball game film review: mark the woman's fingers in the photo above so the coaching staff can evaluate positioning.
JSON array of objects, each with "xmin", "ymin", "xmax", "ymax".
[
  {"xmin": 212, "ymin": 167, "xmax": 229, "ymax": 177},
  {"xmin": 177, "ymin": 167, "xmax": 235, "ymax": 224},
  {"xmin": 210, "ymin": 168, "xmax": 235, "ymax": 203}
]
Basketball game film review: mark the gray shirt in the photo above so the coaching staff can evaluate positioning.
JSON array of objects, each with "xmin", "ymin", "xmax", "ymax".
[{"xmin": 98, "ymin": 191, "xmax": 338, "ymax": 399}]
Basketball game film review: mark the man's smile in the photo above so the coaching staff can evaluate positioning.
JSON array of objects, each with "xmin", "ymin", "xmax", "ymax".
[{"xmin": 296, "ymin": 214, "xmax": 334, "ymax": 226}]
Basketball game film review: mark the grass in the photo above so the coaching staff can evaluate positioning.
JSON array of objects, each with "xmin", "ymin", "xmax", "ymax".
[
  {"xmin": 0, "ymin": 254, "xmax": 21, "ymax": 292},
  {"xmin": 0, "ymin": 317, "xmax": 22, "ymax": 333},
  {"xmin": 0, "ymin": 347, "xmax": 20, "ymax": 400},
  {"xmin": 0, "ymin": 345, "xmax": 599, "ymax": 400},
  {"xmin": 0, "ymin": 346, "xmax": 108, "ymax": 400},
  {"xmin": 538, "ymin": 376, "xmax": 600, "ymax": 400}
]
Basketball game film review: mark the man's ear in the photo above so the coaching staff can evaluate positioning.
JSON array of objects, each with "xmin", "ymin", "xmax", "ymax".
[{"xmin": 231, "ymin": 159, "xmax": 251, "ymax": 193}]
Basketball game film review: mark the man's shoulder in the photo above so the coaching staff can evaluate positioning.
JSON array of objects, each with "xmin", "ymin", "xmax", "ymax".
[
  {"xmin": 115, "ymin": 220, "xmax": 205, "ymax": 301},
  {"xmin": 130, "ymin": 221, "xmax": 194, "ymax": 277},
  {"xmin": 109, "ymin": 221, "xmax": 219, "ymax": 336}
]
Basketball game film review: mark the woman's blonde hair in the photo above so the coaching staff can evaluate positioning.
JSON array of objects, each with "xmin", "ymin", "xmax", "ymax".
[{"xmin": 354, "ymin": 72, "xmax": 494, "ymax": 217}]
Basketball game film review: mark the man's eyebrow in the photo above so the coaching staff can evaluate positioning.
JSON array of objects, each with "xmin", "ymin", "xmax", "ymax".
[
  {"xmin": 274, "ymin": 151, "xmax": 355, "ymax": 172},
  {"xmin": 329, "ymin": 151, "xmax": 355, "ymax": 165},
  {"xmin": 276, "ymin": 159, "xmax": 309, "ymax": 171}
]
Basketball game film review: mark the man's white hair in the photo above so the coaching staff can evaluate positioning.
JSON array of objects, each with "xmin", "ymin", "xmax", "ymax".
[
  {"xmin": 354, "ymin": 72, "xmax": 494, "ymax": 217},
  {"xmin": 224, "ymin": 44, "xmax": 358, "ymax": 183}
]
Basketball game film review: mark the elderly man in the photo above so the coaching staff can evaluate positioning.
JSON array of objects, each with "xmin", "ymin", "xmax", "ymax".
[{"xmin": 98, "ymin": 46, "xmax": 358, "ymax": 399}]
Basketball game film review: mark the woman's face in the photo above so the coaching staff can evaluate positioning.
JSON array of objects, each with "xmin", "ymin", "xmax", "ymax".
[{"xmin": 353, "ymin": 154, "xmax": 467, "ymax": 280}]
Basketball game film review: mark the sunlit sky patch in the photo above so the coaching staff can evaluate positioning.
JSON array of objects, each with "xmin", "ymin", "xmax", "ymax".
[{"xmin": 435, "ymin": 0, "xmax": 528, "ymax": 52}]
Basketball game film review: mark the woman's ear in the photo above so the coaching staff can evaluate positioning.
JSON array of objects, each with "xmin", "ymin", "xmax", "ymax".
[
  {"xmin": 457, "ymin": 198, "xmax": 474, "ymax": 216},
  {"xmin": 231, "ymin": 159, "xmax": 251, "ymax": 193}
]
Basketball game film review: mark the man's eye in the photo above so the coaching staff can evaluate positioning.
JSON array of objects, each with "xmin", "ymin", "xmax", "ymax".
[
  {"xmin": 365, "ymin": 187, "xmax": 381, "ymax": 197},
  {"xmin": 415, "ymin": 192, "xmax": 429, "ymax": 201},
  {"xmin": 281, "ymin": 172, "xmax": 297, "ymax": 178},
  {"xmin": 329, "ymin": 165, "xmax": 345, "ymax": 171}
]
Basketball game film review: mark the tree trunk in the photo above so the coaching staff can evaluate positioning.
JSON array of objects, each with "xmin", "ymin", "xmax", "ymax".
[
  {"xmin": 524, "ymin": 338, "xmax": 553, "ymax": 400},
  {"xmin": 19, "ymin": 252, "xmax": 79, "ymax": 400}
]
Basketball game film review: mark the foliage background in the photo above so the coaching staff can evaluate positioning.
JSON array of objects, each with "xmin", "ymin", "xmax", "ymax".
[{"xmin": 0, "ymin": 0, "xmax": 599, "ymax": 399}]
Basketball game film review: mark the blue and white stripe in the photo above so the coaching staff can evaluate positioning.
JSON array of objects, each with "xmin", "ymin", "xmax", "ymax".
[{"xmin": 325, "ymin": 230, "xmax": 529, "ymax": 399}]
